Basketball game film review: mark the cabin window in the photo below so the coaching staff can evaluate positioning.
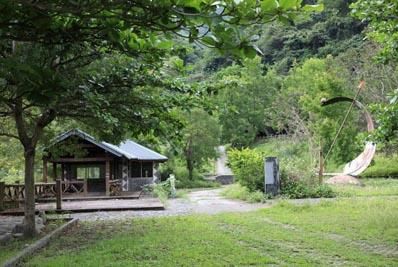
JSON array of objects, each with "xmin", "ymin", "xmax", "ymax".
[
  {"xmin": 130, "ymin": 162, "xmax": 141, "ymax": 177},
  {"xmin": 142, "ymin": 162, "xmax": 153, "ymax": 177},
  {"xmin": 76, "ymin": 166, "xmax": 101, "ymax": 179}
]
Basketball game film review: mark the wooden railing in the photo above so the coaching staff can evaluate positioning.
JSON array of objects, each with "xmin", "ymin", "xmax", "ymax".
[
  {"xmin": 63, "ymin": 180, "xmax": 86, "ymax": 195},
  {"xmin": 35, "ymin": 182, "xmax": 57, "ymax": 199},
  {"xmin": 4, "ymin": 184, "xmax": 25, "ymax": 202},
  {"xmin": 3, "ymin": 183, "xmax": 58, "ymax": 202},
  {"xmin": 1, "ymin": 180, "xmax": 88, "ymax": 203}
]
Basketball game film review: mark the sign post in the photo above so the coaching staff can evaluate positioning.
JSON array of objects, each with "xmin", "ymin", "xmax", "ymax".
[{"xmin": 264, "ymin": 157, "xmax": 280, "ymax": 196}]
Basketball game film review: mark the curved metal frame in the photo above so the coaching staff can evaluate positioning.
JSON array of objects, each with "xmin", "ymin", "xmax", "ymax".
[{"xmin": 321, "ymin": 97, "xmax": 376, "ymax": 176}]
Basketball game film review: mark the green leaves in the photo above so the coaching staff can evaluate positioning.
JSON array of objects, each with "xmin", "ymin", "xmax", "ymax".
[
  {"xmin": 0, "ymin": 0, "xmax": 324, "ymax": 62},
  {"xmin": 176, "ymin": 0, "xmax": 204, "ymax": 10},
  {"xmin": 302, "ymin": 4, "xmax": 324, "ymax": 12},
  {"xmin": 368, "ymin": 90, "xmax": 398, "ymax": 149},
  {"xmin": 351, "ymin": 0, "xmax": 398, "ymax": 63},
  {"xmin": 279, "ymin": 0, "xmax": 301, "ymax": 10},
  {"xmin": 261, "ymin": 0, "xmax": 279, "ymax": 11}
]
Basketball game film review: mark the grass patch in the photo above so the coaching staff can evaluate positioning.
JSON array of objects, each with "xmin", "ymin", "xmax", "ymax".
[
  {"xmin": 176, "ymin": 178, "xmax": 220, "ymax": 189},
  {"xmin": 0, "ymin": 219, "xmax": 65, "ymax": 265},
  {"xmin": 362, "ymin": 154, "xmax": 398, "ymax": 178},
  {"xmin": 24, "ymin": 198, "xmax": 398, "ymax": 266},
  {"xmin": 0, "ymin": 238, "xmax": 31, "ymax": 264},
  {"xmin": 221, "ymin": 183, "xmax": 266, "ymax": 203},
  {"xmin": 332, "ymin": 178, "xmax": 398, "ymax": 197}
]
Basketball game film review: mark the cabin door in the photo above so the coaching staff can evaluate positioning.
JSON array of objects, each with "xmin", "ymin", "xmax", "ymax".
[{"xmin": 76, "ymin": 164, "xmax": 106, "ymax": 193}]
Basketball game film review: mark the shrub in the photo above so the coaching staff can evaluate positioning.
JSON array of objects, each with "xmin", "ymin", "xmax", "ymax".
[
  {"xmin": 280, "ymin": 169, "xmax": 336, "ymax": 199},
  {"xmin": 227, "ymin": 148, "xmax": 264, "ymax": 191},
  {"xmin": 312, "ymin": 184, "xmax": 336, "ymax": 198},
  {"xmin": 145, "ymin": 177, "xmax": 176, "ymax": 203}
]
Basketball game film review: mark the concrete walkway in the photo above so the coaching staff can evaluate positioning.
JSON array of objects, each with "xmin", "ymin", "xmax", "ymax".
[{"xmin": 70, "ymin": 188, "xmax": 269, "ymax": 221}]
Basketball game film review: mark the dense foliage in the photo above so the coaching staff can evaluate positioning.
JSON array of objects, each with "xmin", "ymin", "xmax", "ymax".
[
  {"xmin": 213, "ymin": 58, "xmax": 282, "ymax": 147},
  {"xmin": 351, "ymin": 0, "xmax": 398, "ymax": 63}
]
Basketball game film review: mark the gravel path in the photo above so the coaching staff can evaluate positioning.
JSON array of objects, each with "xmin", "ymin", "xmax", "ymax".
[{"xmin": 70, "ymin": 188, "xmax": 270, "ymax": 221}]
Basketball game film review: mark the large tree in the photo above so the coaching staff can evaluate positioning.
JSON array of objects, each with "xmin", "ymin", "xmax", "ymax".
[
  {"xmin": 182, "ymin": 108, "xmax": 220, "ymax": 180},
  {"xmin": 0, "ymin": 0, "xmax": 320, "ymax": 237},
  {"xmin": 350, "ymin": 0, "xmax": 398, "ymax": 152}
]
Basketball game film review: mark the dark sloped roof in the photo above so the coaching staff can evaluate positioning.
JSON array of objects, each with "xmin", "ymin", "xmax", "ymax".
[
  {"xmin": 49, "ymin": 129, "xmax": 168, "ymax": 162},
  {"xmin": 103, "ymin": 140, "xmax": 168, "ymax": 161}
]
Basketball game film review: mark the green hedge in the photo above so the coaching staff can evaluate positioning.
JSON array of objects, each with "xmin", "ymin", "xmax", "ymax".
[{"xmin": 227, "ymin": 148, "xmax": 264, "ymax": 192}]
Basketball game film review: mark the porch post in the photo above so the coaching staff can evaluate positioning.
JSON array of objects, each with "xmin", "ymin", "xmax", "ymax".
[
  {"xmin": 83, "ymin": 178, "xmax": 88, "ymax": 196},
  {"xmin": 56, "ymin": 179, "xmax": 62, "ymax": 210},
  {"xmin": 52, "ymin": 162, "xmax": 57, "ymax": 180},
  {"xmin": 0, "ymin": 181, "xmax": 4, "ymax": 211},
  {"xmin": 61, "ymin": 164, "xmax": 65, "ymax": 181},
  {"xmin": 105, "ymin": 160, "xmax": 110, "ymax": 196},
  {"xmin": 42, "ymin": 159, "xmax": 48, "ymax": 183}
]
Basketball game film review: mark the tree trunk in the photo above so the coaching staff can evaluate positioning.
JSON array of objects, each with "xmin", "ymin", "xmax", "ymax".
[
  {"xmin": 12, "ymin": 96, "xmax": 55, "ymax": 238},
  {"xmin": 187, "ymin": 158, "xmax": 194, "ymax": 180},
  {"xmin": 23, "ymin": 147, "xmax": 37, "ymax": 237},
  {"xmin": 185, "ymin": 139, "xmax": 194, "ymax": 180}
]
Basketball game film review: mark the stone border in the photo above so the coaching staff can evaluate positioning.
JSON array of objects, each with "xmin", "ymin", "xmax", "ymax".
[{"xmin": 2, "ymin": 218, "xmax": 79, "ymax": 267}]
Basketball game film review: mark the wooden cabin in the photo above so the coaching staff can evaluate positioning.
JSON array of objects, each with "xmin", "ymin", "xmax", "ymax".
[{"xmin": 43, "ymin": 129, "xmax": 167, "ymax": 196}]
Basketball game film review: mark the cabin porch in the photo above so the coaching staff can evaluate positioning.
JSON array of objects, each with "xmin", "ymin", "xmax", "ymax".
[{"xmin": 42, "ymin": 158, "xmax": 158, "ymax": 197}]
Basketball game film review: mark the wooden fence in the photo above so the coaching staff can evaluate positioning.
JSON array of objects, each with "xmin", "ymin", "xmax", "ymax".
[
  {"xmin": 0, "ymin": 179, "xmax": 124, "ymax": 211},
  {"xmin": 0, "ymin": 180, "xmax": 88, "ymax": 203}
]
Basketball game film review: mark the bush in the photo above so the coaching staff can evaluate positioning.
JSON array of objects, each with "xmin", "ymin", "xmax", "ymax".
[
  {"xmin": 227, "ymin": 148, "xmax": 264, "ymax": 191},
  {"xmin": 221, "ymin": 184, "xmax": 266, "ymax": 203},
  {"xmin": 145, "ymin": 177, "xmax": 176, "ymax": 203},
  {"xmin": 280, "ymin": 169, "xmax": 336, "ymax": 199}
]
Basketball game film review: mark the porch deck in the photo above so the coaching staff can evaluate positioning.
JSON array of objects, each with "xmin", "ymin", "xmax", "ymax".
[
  {"xmin": 36, "ymin": 191, "xmax": 141, "ymax": 202},
  {"xmin": 1, "ymin": 197, "xmax": 164, "ymax": 215}
]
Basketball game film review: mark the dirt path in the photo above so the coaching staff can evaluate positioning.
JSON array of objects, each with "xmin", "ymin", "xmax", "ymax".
[{"xmin": 70, "ymin": 188, "xmax": 269, "ymax": 221}]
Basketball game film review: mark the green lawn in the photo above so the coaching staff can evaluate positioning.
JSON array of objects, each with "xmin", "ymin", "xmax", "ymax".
[{"xmin": 23, "ymin": 197, "xmax": 398, "ymax": 266}]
